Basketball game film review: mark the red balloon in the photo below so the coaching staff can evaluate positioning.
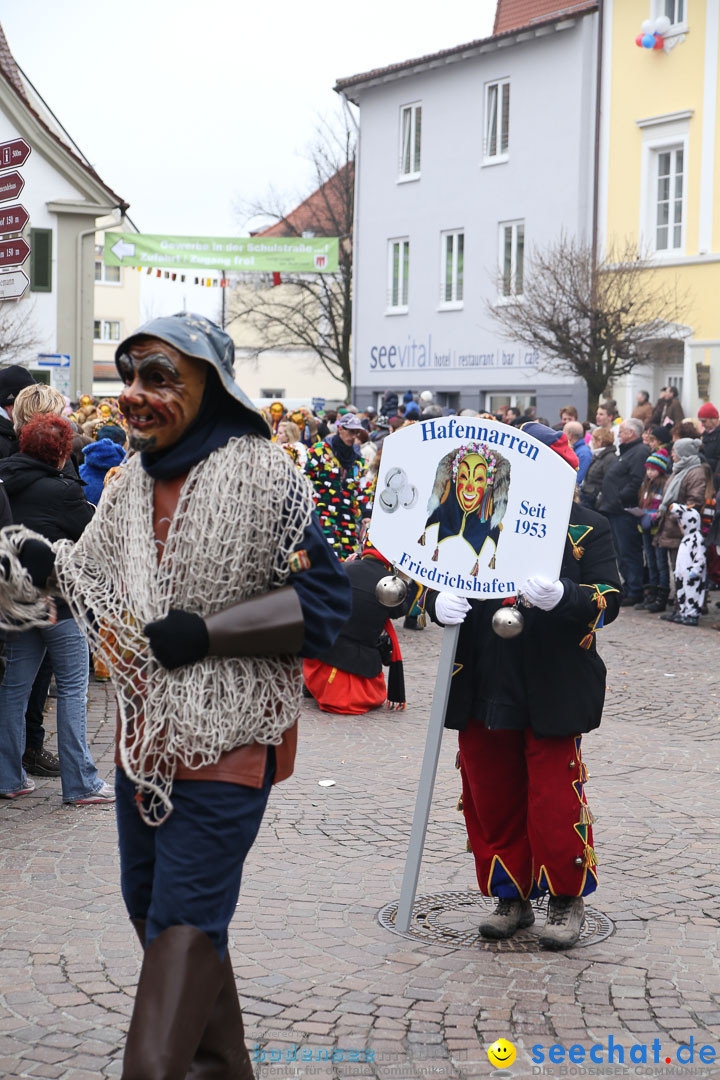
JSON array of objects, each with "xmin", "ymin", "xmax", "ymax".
[
  {"xmin": 653, "ymin": 33, "xmax": 664, "ymax": 48},
  {"xmin": 635, "ymin": 34, "xmax": 644, "ymax": 46}
]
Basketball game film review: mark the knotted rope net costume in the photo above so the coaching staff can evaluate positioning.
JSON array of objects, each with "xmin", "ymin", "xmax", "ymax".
[{"xmin": 0, "ymin": 436, "xmax": 314, "ymax": 824}]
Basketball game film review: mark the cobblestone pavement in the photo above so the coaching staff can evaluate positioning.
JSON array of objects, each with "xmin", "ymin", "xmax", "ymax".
[{"xmin": 1, "ymin": 607, "xmax": 719, "ymax": 1079}]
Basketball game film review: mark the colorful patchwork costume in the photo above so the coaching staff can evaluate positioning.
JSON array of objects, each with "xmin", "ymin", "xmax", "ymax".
[{"xmin": 304, "ymin": 437, "xmax": 369, "ymax": 559}]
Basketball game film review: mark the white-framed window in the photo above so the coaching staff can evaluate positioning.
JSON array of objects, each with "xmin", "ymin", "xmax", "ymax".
[
  {"xmin": 439, "ymin": 230, "xmax": 464, "ymax": 308},
  {"xmin": 499, "ymin": 221, "xmax": 525, "ymax": 299},
  {"xmin": 94, "ymin": 257, "xmax": 121, "ymax": 284},
  {"xmin": 487, "ymin": 392, "xmax": 536, "ymax": 414},
  {"xmin": 653, "ymin": 145, "xmax": 685, "ymax": 252},
  {"xmin": 398, "ymin": 103, "xmax": 422, "ymax": 180},
  {"xmin": 657, "ymin": 0, "xmax": 686, "ymax": 26},
  {"xmin": 93, "ymin": 319, "xmax": 121, "ymax": 342},
  {"xmin": 387, "ymin": 238, "xmax": 409, "ymax": 312},
  {"xmin": 484, "ymin": 79, "xmax": 510, "ymax": 163}
]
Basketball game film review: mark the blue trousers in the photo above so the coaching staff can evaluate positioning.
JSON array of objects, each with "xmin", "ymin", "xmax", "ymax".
[
  {"xmin": 641, "ymin": 532, "xmax": 670, "ymax": 589},
  {"xmin": 0, "ymin": 620, "xmax": 100, "ymax": 800},
  {"xmin": 115, "ymin": 752, "xmax": 274, "ymax": 958},
  {"xmin": 606, "ymin": 513, "xmax": 644, "ymax": 599}
]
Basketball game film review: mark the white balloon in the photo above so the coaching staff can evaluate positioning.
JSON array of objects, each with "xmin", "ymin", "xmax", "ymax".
[
  {"xmin": 641, "ymin": 18, "xmax": 653, "ymax": 32},
  {"xmin": 654, "ymin": 15, "xmax": 671, "ymax": 33}
]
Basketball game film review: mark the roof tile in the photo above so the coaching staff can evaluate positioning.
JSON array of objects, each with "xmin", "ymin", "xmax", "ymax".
[{"xmin": 494, "ymin": 0, "xmax": 596, "ymax": 34}]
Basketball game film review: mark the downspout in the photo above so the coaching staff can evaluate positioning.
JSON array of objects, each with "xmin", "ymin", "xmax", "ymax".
[
  {"xmin": 591, "ymin": 0, "xmax": 604, "ymax": 272},
  {"xmin": 74, "ymin": 208, "xmax": 123, "ymax": 396},
  {"xmin": 589, "ymin": 0, "xmax": 605, "ymax": 413},
  {"xmin": 339, "ymin": 91, "xmax": 360, "ymax": 404}
]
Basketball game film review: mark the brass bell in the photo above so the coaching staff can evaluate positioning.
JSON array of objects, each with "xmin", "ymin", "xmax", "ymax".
[
  {"xmin": 376, "ymin": 573, "xmax": 408, "ymax": 607},
  {"xmin": 491, "ymin": 605, "xmax": 525, "ymax": 639}
]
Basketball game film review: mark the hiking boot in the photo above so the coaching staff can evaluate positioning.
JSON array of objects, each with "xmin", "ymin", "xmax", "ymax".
[
  {"xmin": 646, "ymin": 587, "xmax": 669, "ymax": 613},
  {"xmin": 539, "ymin": 896, "xmax": 584, "ymax": 950},
  {"xmin": 22, "ymin": 747, "xmax": 61, "ymax": 777},
  {"xmin": 634, "ymin": 587, "xmax": 656, "ymax": 610},
  {"xmin": 479, "ymin": 898, "xmax": 534, "ymax": 940}
]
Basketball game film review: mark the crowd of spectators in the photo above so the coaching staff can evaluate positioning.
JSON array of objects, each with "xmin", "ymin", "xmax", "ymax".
[{"xmin": 0, "ymin": 366, "xmax": 127, "ymax": 800}]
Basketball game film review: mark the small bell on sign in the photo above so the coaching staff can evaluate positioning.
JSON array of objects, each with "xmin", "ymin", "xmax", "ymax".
[
  {"xmin": 491, "ymin": 604, "xmax": 525, "ymax": 639},
  {"xmin": 375, "ymin": 569, "xmax": 408, "ymax": 607}
]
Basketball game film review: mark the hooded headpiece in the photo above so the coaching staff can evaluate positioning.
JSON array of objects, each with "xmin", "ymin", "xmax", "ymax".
[{"xmin": 115, "ymin": 312, "xmax": 269, "ymax": 440}]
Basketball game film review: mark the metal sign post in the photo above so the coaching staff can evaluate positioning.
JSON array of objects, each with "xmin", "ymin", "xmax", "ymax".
[{"xmin": 395, "ymin": 623, "xmax": 460, "ymax": 933}]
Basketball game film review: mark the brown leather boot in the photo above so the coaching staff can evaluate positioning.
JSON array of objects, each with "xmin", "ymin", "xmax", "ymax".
[
  {"xmin": 186, "ymin": 950, "xmax": 255, "ymax": 1079},
  {"xmin": 122, "ymin": 925, "xmax": 225, "ymax": 1080}
]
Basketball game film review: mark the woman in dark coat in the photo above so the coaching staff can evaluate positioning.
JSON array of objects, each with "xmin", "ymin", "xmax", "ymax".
[
  {"xmin": 0, "ymin": 414, "xmax": 112, "ymax": 804},
  {"xmin": 425, "ymin": 424, "xmax": 620, "ymax": 950},
  {"xmin": 579, "ymin": 426, "xmax": 616, "ymax": 509}
]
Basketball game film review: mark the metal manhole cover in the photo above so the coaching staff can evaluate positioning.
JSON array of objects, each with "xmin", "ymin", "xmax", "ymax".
[{"xmin": 378, "ymin": 889, "xmax": 614, "ymax": 951}]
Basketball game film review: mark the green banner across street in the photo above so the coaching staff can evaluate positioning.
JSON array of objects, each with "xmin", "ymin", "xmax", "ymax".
[{"xmin": 103, "ymin": 232, "xmax": 338, "ymax": 273}]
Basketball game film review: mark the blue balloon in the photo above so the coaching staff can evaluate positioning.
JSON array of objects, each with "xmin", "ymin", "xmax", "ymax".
[{"xmin": 642, "ymin": 33, "xmax": 655, "ymax": 47}]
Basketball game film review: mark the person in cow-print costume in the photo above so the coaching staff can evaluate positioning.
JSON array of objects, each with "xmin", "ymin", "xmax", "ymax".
[{"xmin": 661, "ymin": 503, "xmax": 707, "ymax": 625}]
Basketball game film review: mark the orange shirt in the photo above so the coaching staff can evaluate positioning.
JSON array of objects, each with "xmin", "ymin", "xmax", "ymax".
[{"xmin": 113, "ymin": 472, "xmax": 297, "ymax": 789}]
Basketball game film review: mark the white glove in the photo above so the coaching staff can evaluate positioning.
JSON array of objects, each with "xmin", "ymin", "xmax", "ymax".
[
  {"xmin": 435, "ymin": 592, "xmax": 471, "ymax": 625},
  {"xmin": 520, "ymin": 575, "xmax": 564, "ymax": 611}
]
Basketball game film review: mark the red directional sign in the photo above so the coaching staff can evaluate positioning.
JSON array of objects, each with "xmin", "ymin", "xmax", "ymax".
[
  {"xmin": 0, "ymin": 138, "xmax": 30, "ymax": 170},
  {"xmin": 0, "ymin": 204, "xmax": 28, "ymax": 236},
  {"xmin": 0, "ymin": 237, "xmax": 30, "ymax": 268},
  {"xmin": 0, "ymin": 172, "xmax": 24, "ymax": 204},
  {"xmin": 0, "ymin": 269, "xmax": 29, "ymax": 300}
]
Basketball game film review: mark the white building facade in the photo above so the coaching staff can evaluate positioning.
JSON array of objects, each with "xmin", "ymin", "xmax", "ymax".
[
  {"xmin": 0, "ymin": 26, "xmax": 128, "ymax": 398},
  {"xmin": 336, "ymin": 11, "xmax": 599, "ymax": 420}
]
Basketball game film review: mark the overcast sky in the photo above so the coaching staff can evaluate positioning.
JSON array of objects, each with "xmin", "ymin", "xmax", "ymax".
[{"xmin": 2, "ymin": 0, "xmax": 495, "ymax": 238}]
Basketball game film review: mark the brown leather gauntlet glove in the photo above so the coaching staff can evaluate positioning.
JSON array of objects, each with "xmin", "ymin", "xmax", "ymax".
[{"xmin": 144, "ymin": 587, "xmax": 304, "ymax": 670}]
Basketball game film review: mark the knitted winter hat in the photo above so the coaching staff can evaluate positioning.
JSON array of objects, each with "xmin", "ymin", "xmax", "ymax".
[
  {"xmin": 698, "ymin": 402, "xmax": 719, "ymax": 420},
  {"xmin": 674, "ymin": 437, "xmax": 702, "ymax": 460},
  {"xmin": 646, "ymin": 448, "xmax": 670, "ymax": 473},
  {"xmin": 520, "ymin": 421, "xmax": 579, "ymax": 471}
]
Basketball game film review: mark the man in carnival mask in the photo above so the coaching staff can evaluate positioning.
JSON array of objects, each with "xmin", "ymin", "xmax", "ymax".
[{"xmin": 0, "ymin": 313, "xmax": 351, "ymax": 1078}]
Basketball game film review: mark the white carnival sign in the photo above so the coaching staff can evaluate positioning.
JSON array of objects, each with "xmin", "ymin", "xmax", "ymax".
[{"xmin": 370, "ymin": 417, "xmax": 576, "ymax": 599}]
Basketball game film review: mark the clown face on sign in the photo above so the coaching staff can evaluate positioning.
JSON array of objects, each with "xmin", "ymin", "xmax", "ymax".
[{"xmin": 418, "ymin": 442, "xmax": 511, "ymax": 575}]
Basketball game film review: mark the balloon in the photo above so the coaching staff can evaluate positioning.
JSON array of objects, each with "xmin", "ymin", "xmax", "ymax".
[
  {"xmin": 655, "ymin": 15, "xmax": 672, "ymax": 33},
  {"xmin": 635, "ymin": 33, "xmax": 644, "ymax": 46},
  {"xmin": 653, "ymin": 33, "xmax": 664, "ymax": 48},
  {"xmin": 641, "ymin": 19, "xmax": 654, "ymax": 32},
  {"xmin": 642, "ymin": 33, "xmax": 656, "ymax": 47}
]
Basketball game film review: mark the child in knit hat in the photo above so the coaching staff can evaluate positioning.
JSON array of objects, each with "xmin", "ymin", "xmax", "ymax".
[{"xmin": 634, "ymin": 448, "xmax": 671, "ymax": 610}]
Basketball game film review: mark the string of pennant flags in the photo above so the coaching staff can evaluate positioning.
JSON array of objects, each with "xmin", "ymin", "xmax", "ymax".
[{"xmin": 133, "ymin": 268, "xmax": 284, "ymax": 288}]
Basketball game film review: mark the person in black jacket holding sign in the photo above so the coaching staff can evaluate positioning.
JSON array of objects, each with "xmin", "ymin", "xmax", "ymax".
[{"xmin": 425, "ymin": 423, "xmax": 620, "ymax": 950}]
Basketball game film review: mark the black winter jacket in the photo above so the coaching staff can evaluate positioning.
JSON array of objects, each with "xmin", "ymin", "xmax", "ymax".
[
  {"xmin": 0, "ymin": 454, "xmax": 94, "ymax": 619},
  {"xmin": 0, "ymin": 414, "xmax": 18, "ymax": 458},
  {"xmin": 700, "ymin": 425, "xmax": 720, "ymax": 481},
  {"xmin": 599, "ymin": 438, "xmax": 649, "ymax": 514},
  {"xmin": 580, "ymin": 446, "xmax": 617, "ymax": 500},
  {"xmin": 316, "ymin": 556, "xmax": 406, "ymax": 677},
  {"xmin": 427, "ymin": 503, "xmax": 620, "ymax": 738}
]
